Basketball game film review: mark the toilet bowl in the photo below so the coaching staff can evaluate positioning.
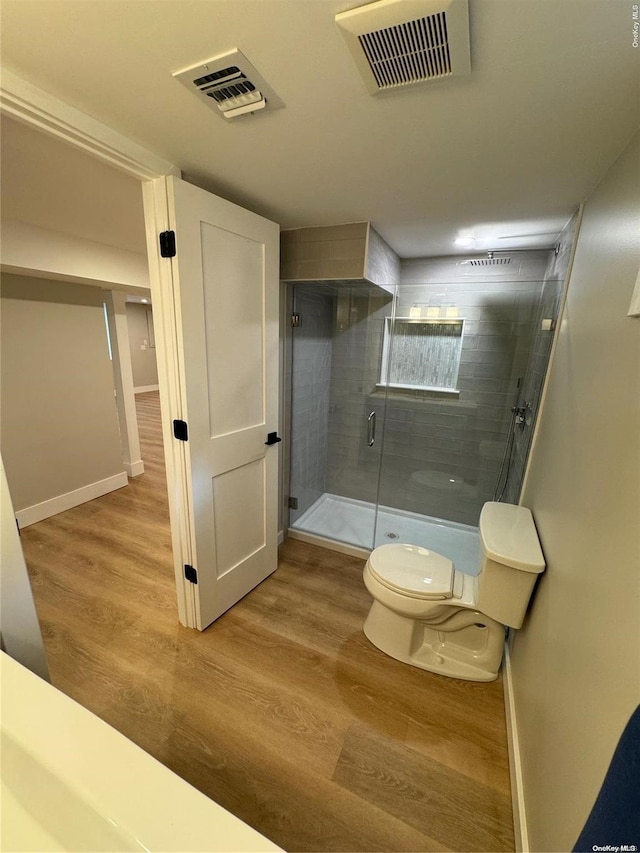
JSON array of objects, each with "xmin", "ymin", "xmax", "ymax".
[{"xmin": 362, "ymin": 501, "xmax": 545, "ymax": 681}]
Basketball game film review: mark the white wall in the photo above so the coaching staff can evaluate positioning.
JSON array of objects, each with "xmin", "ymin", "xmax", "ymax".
[
  {"xmin": 1, "ymin": 219, "xmax": 150, "ymax": 293},
  {"xmin": 0, "ymin": 457, "xmax": 50, "ymax": 680},
  {"xmin": 1, "ymin": 274, "xmax": 127, "ymax": 525},
  {"xmin": 1, "ymin": 115, "xmax": 147, "ymax": 255},
  {"xmin": 511, "ymin": 131, "xmax": 640, "ymax": 851},
  {"xmin": 0, "ymin": 116, "xmax": 150, "ymax": 296},
  {"xmin": 126, "ymin": 302, "xmax": 159, "ymax": 389}
]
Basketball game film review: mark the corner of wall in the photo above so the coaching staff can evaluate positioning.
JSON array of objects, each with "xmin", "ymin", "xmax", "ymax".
[{"xmin": 502, "ymin": 639, "xmax": 529, "ymax": 853}]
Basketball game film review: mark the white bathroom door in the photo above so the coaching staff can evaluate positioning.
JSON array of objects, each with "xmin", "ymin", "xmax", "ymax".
[{"xmin": 146, "ymin": 176, "xmax": 280, "ymax": 630}]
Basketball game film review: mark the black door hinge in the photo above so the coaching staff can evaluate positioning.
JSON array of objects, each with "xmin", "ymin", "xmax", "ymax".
[
  {"xmin": 265, "ymin": 432, "xmax": 282, "ymax": 446},
  {"xmin": 173, "ymin": 419, "xmax": 188, "ymax": 441},
  {"xmin": 288, "ymin": 496, "xmax": 298, "ymax": 510},
  {"xmin": 159, "ymin": 230, "xmax": 176, "ymax": 258},
  {"xmin": 291, "ymin": 313, "xmax": 301, "ymax": 327},
  {"xmin": 184, "ymin": 564, "xmax": 198, "ymax": 584}
]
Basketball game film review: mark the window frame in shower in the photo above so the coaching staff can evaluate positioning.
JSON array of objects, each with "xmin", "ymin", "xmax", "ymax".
[{"xmin": 378, "ymin": 316, "xmax": 466, "ymax": 394}]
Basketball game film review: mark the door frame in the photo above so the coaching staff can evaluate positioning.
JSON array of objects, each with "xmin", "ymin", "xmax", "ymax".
[
  {"xmin": 142, "ymin": 178, "xmax": 198, "ymax": 627},
  {"xmin": 103, "ymin": 289, "xmax": 145, "ymax": 479},
  {"xmin": 0, "ymin": 71, "xmax": 198, "ymax": 626}
]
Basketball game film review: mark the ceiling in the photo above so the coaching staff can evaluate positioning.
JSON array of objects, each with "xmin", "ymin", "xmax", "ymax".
[
  {"xmin": 1, "ymin": 117, "xmax": 146, "ymax": 255},
  {"xmin": 1, "ymin": 0, "xmax": 638, "ymax": 258}
]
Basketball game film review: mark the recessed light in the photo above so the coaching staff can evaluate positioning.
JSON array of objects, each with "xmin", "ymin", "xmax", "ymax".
[
  {"xmin": 141, "ymin": 298, "xmax": 148, "ymax": 303},
  {"xmin": 455, "ymin": 236, "xmax": 476, "ymax": 247}
]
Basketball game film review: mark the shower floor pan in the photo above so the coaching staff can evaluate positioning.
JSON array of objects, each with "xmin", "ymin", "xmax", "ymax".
[{"xmin": 291, "ymin": 493, "xmax": 481, "ymax": 576}]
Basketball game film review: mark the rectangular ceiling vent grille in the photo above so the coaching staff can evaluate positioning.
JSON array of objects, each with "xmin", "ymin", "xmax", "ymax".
[
  {"xmin": 358, "ymin": 13, "xmax": 451, "ymax": 88},
  {"xmin": 336, "ymin": 0, "xmax": 470, "ymax": 95},
  {"xmin": 173, "ymin": 49, "xmax": 284, "ymax": 120}
]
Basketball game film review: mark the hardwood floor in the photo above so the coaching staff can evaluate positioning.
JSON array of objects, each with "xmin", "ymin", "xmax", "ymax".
[{"xmin": 20, "ymin": 391, "xmax": 515, "ymax": 853}]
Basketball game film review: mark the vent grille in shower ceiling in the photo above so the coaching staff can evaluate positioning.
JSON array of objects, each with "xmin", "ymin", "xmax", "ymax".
[
  {"xmin": 335, "ymin": 0, "xmax": 470, "ymax": 95},
  {"xmin": 173, "ymin": 49, "xmax": 284, "ymax": 120}
]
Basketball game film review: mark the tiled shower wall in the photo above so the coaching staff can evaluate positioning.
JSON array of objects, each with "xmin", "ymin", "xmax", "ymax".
[
  {"xmin": 502, "ymin": 216, "xmax": 579, "ymax": 503},
  {"xmin": 288, "ymin": 288, "xmax": 334, "ymax": 523},
  {"xmin": 299, "ymin": 257, "xmax": 549, "ymax": 527},
  {"xmin": 288, "ymin": 251, "xmax": 555, "ymax": 532},
  {"xmin": 376, "ymin": 253, "xmax": 549, "ymax": 526},
  {"xmin": 281, "ymin": 223, "xmax": 368, "ymax": 282},
  {"xmin": 281, "ymin": 221, "xmax": 399, "ymax": 290},
  {"xmin": 326, "ymin": 287, "xmax": 394, "ymax": 503}
]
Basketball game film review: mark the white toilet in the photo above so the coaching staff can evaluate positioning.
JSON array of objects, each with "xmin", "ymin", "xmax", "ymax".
[{"xmin": 362, "ymin": 501, "xmax": 545, "ymax": 682}]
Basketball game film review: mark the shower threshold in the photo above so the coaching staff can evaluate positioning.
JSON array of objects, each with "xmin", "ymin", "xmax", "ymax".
[{"xmin": 290, "ymin": 493, "xmax": 481, "ymax": 576}]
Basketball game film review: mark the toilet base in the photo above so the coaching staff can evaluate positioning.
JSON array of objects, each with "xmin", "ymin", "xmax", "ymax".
[{"xmin": 363, "ymin": 600, "xmax": 505, "ymax": 682}]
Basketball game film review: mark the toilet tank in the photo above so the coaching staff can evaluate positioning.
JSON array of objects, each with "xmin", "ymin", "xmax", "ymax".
[{"xmin": 475, "ymin": 502, "xmax": 546, "ymax": 629}]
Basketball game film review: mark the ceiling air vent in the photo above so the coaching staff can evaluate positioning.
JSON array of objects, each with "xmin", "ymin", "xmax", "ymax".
[
  {"xmin": 173, "ymin": 49, "xmax": 284, "ymax": 120},
  {"xmin": 336, "ymin": 0, "xmax": 470, "ymax": 95}
]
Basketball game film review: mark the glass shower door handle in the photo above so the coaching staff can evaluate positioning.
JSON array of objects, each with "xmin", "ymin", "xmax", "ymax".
[{"xmin": 367, "ymin": 411, "xmax": 376, "ymax": 447}]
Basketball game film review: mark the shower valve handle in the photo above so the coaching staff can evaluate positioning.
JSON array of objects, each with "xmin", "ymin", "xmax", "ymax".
[{"xmin": 512, "ymin": 403, "xmax": 531, "ymax": 431}]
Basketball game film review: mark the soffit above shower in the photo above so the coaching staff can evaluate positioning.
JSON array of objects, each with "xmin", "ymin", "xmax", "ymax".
[
  {"xmin": 335, "ymin": 0, "xmax": 471, "ymax": 95},
  {"xmin": 281, "ymin": 222, "xmax": 399, "ymax": 293},
  {"xmin": 173, "ymin": 49, "xmax": 284, "ymax": 120}
]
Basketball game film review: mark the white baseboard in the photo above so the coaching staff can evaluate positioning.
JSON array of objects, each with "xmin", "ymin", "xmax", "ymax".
[
  {"xmin": 503, "ymin": 640, "xmax": 529, "ymax": 853},
  {"xmin": 16, "ymin": 472, "xmax": 129, "ymax": 528},
  {"xmin": 278, "ymin": 529, "xmax": 285, "ymax": 545},
  {"xmin": 134, "ymin": 384, "xmax": 159, "ymax": 394},
  {"xmin": 124, "ymin": 459, "xmax": 145, "ymax": 477}
]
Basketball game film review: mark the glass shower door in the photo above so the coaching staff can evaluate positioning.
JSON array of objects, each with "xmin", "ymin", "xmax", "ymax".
[
  {"xmin": 288, "ymin": 248, "xmax": 569, "ymax": 565},
  {"xmin": 288, "ymin": 281, "xmax": 394, "ymax": 550},
  {"xmin": 372, "ymin": 264, "xmax": 549, "ymax": 574}
]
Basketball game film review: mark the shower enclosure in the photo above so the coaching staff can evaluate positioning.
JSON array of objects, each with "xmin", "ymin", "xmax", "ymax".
[{"xmin": 286, "ymin": 232, "xmax": 576, "ymax": 572}]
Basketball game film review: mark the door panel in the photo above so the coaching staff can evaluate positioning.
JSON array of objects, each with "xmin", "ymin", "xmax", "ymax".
[
  {"xmin": 212, "ymin": 458, "xmax": 266, "ymax": 575},
  {"xmin": 201, "ymin": 223, "xmax": 265, "ymax": 437},
  {"xmin": 163, "ymin": 176, "xmax": 279, "ymax": 629}
]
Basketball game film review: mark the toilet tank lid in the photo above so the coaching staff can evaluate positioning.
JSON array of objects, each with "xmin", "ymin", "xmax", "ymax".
[{"xmin": 480, "ymin": 502, "xmax": 546, "ymax": 573}]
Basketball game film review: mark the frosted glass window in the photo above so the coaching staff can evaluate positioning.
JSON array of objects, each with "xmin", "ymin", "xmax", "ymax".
[{"xmin": 380, "ymin": 318, "xmax": 464, "ymax": 391}]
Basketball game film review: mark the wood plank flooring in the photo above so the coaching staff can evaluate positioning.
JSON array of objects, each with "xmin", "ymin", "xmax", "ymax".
[{"xmin": 20, "ymin": 391, "xmax": 515, "ymax": 853}]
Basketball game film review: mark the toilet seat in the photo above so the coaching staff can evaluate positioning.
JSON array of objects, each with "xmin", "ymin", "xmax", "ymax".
[{"xmin": 367, "ymin": 543, "xmax": 455, "ymax": 600}]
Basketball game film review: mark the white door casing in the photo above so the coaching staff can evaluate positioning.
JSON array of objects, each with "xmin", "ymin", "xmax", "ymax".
[{"xmin": 143, "ymin": 176, "xmax": 280, "ymax": 630}]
